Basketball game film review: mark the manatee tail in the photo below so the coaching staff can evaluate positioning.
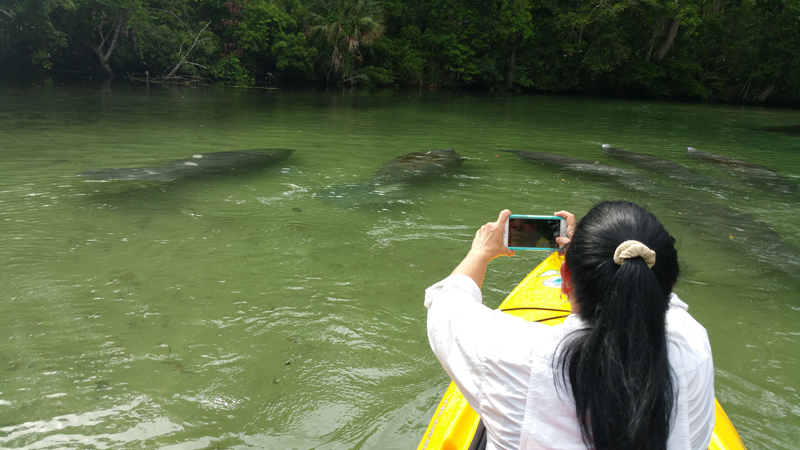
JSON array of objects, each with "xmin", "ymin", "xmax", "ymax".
[
  {"xmin": 314, "ymin": 181, "xmax": 408, "ymax": 206},
  {"xmin": 75, "ymin": 167, "xmax": 178, "ymax": 182}
]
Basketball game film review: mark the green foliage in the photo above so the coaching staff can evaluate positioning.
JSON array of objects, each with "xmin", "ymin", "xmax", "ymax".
[
  {"xmin": 303, "ymin": 0, "xmax": 387, "ymax": 84},
  {"xmin": 1, "ymin": 0, "xmax": 799, "ymax": 103},
  {"xmin": 32, "ymin": 48, "xmax": 54, "ymax": 69},
  {"xmin": 129, "ymin": 4, "xmax": 217, "ymax": 78},
  {"xmin": 213, "ymin": 54, "xmax": 254, "ymax": 84},
  {"xmin": 0, "ymin": 0, "xmax": 71, "ymax": 69},
  {"xmin": 197, "ymin": 0, "xmax": 310, "ymax": 83},
  {"xmin": 272, "ymin": 32, "xmax": 317, "ymax": 73},
  {"xmin": 624, "ymin": 60, "xmax": 666, "ymax": 92},
  {"xmin": 371, "ymin": 32, "xmax": 424, "ymax": 85}
]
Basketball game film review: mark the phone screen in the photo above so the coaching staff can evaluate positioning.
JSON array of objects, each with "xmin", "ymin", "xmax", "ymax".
[{"xmin": 507, "ymin": 218, "xmax": 563, "ymax": 249}]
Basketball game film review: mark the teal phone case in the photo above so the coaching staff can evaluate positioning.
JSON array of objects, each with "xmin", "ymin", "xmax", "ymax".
[{"xmin": 506, "ymin": 215, "xmax": 565, "ymax": 251}]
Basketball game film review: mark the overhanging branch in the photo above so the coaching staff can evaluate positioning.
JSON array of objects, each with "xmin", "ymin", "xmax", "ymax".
[{"xmin": 164, "ymin": 21, "xmax": 211, "ymax": 78}]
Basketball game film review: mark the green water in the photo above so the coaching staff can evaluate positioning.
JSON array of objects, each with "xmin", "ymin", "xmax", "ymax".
[{"xmin": 0, "ymin": 85, "xmax": 798, "ymax": 449}]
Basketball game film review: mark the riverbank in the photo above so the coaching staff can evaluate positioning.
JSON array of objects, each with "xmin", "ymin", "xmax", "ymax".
[{"xmin": 4, "ymin": 69, "xmax": 800, "ymax": 110}]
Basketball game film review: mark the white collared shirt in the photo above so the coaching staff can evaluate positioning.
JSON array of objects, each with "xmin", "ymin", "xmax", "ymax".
[{"xmin": 425, "ymin": 274, "xmax": 715, "ymax": 450}]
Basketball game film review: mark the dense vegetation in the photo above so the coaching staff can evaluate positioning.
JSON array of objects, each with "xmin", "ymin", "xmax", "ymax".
[{"xmin": 1, "ymin": 0, "xmax": 798, "ymax": 103}]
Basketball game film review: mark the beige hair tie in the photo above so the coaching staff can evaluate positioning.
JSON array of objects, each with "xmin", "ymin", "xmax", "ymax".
[{"xmin": 613, "ymin": 240, "xmax": 656, "ymax": 268}]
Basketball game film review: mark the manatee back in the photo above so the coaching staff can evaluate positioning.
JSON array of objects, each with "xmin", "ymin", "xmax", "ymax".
[
  {"xmin": 686, "ymin": 147, "xmax": 768, "ymax": 171},
  {"xmin": 179, "ymin": 149, "xmax": 294, "ymax": 172},
  {"xmin": 376, "ymin": 149, "xmax": 464, "ymax": 179},
  {"xmin": 75, "ymin": 148, "xmax": 295, "ymax": 181}
]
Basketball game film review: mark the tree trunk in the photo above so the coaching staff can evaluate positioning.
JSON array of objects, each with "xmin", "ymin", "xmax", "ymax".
[
  {"xmin": 755, "ymin": 84, "xmax": 775, "ymax": 103},
  {"xmin": 738, "ymin": 69, "xmax": 754, "ymax": 102},
  {"xmin": 101, "ymin": 76, "xmax": 113, "ymax": 91},
  {"xmin": 93, "ymin": 47, "xmax": 114, "ymax": 75},
  {"xmin": 644, "ymin": 20, "xmax": 664, "ymax": 62},
  {"xmin": 654, "ymin": 17, "xmax": 681, "ymax": 60},
  {"xmin": 86, "ymin": 11, "xmax": 128, "ymax": 76},
  {"xmin": 507, "ymin": 36, "xmax": 518, "ymax": 90}
]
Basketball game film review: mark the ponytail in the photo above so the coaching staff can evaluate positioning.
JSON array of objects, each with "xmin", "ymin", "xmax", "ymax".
[{"xmin": 557, "ymin": 201, "xmax": 680, "ymax": 450}]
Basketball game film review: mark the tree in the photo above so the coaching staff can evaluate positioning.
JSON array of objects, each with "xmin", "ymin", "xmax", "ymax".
[
  {"xmin": 303, "ymin": 0, "xmax": 386, "ymax": 84},
  {"xmin": 121, "ymin": 2, "xmax": 217, "ymax": 80},
  {"xmin": 501, "ymin": 0, "xmax": 536, "ymax": 89},
  {"xmin": 70, "ymin": 0, "xmax": 143, "ymax": 76},
  {"xmin": 0, "ymin": 0, "xmax": 70, "ymax": 70},
  {"xmin": 722, "ymin": 0, "xmax": 800, "ymax": 103},
  {"xmin": 198, "ymin": 0, "xmax": 314, "ymax": 84}
]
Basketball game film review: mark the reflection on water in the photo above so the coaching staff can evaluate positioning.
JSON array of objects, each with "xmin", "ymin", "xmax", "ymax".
[
  {"xmin": 0, "ymin": 397, "xmax": 182, "ymax": 448},
  {"xmin": 0, "ymin": 86, "xmax": 798, "ymax": 449}
]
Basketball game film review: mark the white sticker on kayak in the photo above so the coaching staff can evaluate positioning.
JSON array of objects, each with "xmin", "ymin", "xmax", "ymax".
[
  {"xmin": 543, "ymin": 276, "xmax": 562, "ymax": 288},
  {"xmin": 538, "ymin": 270, "xmax": 560, "ymax": 278}
]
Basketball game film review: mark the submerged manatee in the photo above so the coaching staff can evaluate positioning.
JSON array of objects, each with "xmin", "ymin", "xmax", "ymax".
[
  {"xmin": 498, "ymin": 149, "xmax": 659, "ymax": 192},
  {"xmin": 500, "ymin": 148, "xmax": 799, "ymax": 277},
  {"xmin": 500, "ymin": 149, "xmax": 630, "ymax": 177},
  {"xmin": 760, "ymin": 124, "xmax": 800, "ymax": 136},
  {"xmin": 686, "ymin": 147, "xmax": 797, "ymax": 196},
  {"xmin": 372, "ymin": 148, "xmax": 465, "ymax": 181},
  {"xmin": 76, "ymin": 149, "xmax": 294, "ymax": 182},
  {"xmin": 317, "ymin": 149, "xmax": 464, "ymax": 203},
  {"xmin": 601, "ymin": 144, "xmax": 734, "ymax": 192},
  {"xmin": 686, "ymin": 147, "xmax": 776, "ymax": 173}
]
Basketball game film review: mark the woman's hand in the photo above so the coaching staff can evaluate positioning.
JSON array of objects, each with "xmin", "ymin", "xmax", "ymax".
[
  {"xmin": 470, "ymin": 209, "xmax": 515, "ymax": 260},
  {"xmin": 554, "ymin": 210, "xmax": 576, "ymax": 247},
  {"xmin": 452, "ymin": 210, "xmax": 514, "ymax": 289}
]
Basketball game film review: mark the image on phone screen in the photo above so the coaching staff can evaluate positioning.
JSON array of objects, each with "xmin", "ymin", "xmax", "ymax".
[{"xmin": 507, "ymin": 218, "xmax": 563, "ymax": 249}]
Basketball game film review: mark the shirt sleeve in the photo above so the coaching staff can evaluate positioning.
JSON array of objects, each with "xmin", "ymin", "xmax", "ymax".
[
  {"xmin": 425, "ymin": 274, "xmax": 545, "ymax": 448},
  {"xmin": 686, "ymin": 352, "xmax": 715, "ymax": 450},
  {"xmin": 668, "ymin": 294, "xmax": 716, "ymax": 450},
  {"xmin": 424, "ymin": 274, "xmax": 492, "ymax": 412}
]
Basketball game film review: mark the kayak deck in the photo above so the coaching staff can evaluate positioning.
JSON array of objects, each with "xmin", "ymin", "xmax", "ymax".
[{"xmin": 418, "ymin": 251, "xmax": 746, "ymax": 450}]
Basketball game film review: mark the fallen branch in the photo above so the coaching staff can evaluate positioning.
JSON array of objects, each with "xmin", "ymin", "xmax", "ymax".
[
  {"xmin": 163, "ymin": 21, "xmax": 211, "ymax": 78},
  {"xmin": 128, "ymin": 73, "xmax": 213, "ymax": 85}
]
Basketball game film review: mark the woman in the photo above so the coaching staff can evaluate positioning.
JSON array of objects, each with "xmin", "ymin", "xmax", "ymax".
[{"xmin": 424, "ymin": 201, "xmax": 715, "ymax": 450}]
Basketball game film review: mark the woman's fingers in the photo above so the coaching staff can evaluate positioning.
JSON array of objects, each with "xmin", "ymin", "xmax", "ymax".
[
  {"xmin": 496, "ymin": 210, "xmax": 514, "ymax": 256},
  {"xmin": 554, "ymin": 210, "xmax": 576, "ymax": 248},
  {"xmin": 496, "ymin": 209, "xmax": 512, "ymax": 227},
  {"xmin": 471, "ymin": 210, "xmax": 514, "ymax": 259},
  {"xmin": 554, "ymin": 210, "xmax": 576, "ymax": 239}
]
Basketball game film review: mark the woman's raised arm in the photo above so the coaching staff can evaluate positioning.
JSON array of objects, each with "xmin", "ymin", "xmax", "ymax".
[{"xmin": 451, "ymin": 209, "xmax": 515, "ymax": 289}]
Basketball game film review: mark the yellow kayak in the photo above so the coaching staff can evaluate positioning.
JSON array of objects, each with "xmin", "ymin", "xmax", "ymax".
[{"xmin": 418, "ymin": 251, "xmax": 746, "ymax": 450}]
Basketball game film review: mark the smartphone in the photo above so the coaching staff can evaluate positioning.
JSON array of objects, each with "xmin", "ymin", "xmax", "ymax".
[{"xmin": 503, "ymin": 215, "xmax": 567, "ymax": 251}]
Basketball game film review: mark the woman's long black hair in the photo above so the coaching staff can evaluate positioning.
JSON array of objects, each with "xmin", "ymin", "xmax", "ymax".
[{"xmin": 558, "ymin": 201, "xmax": 680, "ymax": 450}]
